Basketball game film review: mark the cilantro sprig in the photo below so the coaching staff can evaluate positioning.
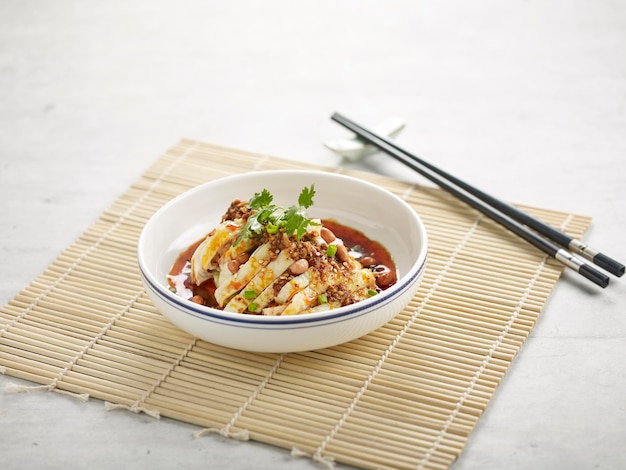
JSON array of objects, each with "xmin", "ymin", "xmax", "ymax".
[{"xmin": 233, "ymin": 185, "xmax": 320, "ymax": 246}]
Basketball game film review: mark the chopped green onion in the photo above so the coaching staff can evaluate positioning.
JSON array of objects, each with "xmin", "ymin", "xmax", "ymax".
[
  {"xmin": 326, "ymin": 244, "xmax": 337, "ymax": 257},
  {"xmin": 367, "ymin": 289, "xmax": 378, "ymax": 297},
  {"xmin": 244, "ymin": 289, "xmax": 257, "ymax": 299},
  {"xmin": 318, "ymin": 293, "xmax": 328, "ymax": 304},
  {"xmin": 248, "ymin": 302, "xmax": 258, "ymax": 312},
  {"xmin": 266, "ymin": 223, "xmax": 279, "ymax": 234}
]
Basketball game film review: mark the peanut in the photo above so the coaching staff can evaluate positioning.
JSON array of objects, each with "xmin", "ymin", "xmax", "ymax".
[
  {"xmin": 336, "ymin": 244, "xmax": 350, "ymax": 263},
  {"xmin": 289, "ymin": 259, "xmax": 309, "ymax": 275},
  {"xmin": 320, "ymin": 227, "xmax": 336, "ymax": 243},
  {"xmin": 359, "ymin": 256, "xmax": 376, "ymax": 267}
]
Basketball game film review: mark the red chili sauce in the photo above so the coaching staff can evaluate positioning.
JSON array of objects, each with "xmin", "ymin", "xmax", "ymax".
[
  {"xmin": 321, "ymin": 219, "xmax": 397, "ymax": 290},
  {"xmin": 168, "ymin": 219, "xmax": 397, "ymax": 308}
]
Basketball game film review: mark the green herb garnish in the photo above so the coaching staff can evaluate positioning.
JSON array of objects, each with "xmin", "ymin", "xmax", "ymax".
[
  {"xmin": 244, "ymin": 289, "xmax": 257, "ymax": 299},
  {"xmin": 367, "ymin": 289, "xmax": 378, "ymax": 297},
  {"xmin": 233, "ymin": 185, "xmax": 320, "ymax": 246},
  {"xmin": 248, "ymin": 302, "xmax": 258, "ymax": 312},
  {"xmin": 318, "ymin": 293, "xmax": 328, "ymax": 304},
  {"xmin": 326, "ymin": 244, "xmax": 337, "ymax": 257}
]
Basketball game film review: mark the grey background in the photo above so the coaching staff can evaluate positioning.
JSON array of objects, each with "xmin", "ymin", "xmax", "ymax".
[{"xmin": 1, "ymin": 1, "xmax": 625, "ymax": 469}]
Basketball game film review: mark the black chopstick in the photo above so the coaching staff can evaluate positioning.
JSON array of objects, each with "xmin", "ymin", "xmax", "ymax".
[
  {"xmin": 331, "ymin": 112, "xmax": 614, "ymax": 288},
  {"xmin": 332, "ymin": 113, "xmax": 624, "ymax": 280}
]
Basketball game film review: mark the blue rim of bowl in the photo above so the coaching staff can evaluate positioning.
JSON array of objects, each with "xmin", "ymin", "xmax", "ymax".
[{"xmin": 139, "ymin": 254, "xmax": 427, "ymax": 326}]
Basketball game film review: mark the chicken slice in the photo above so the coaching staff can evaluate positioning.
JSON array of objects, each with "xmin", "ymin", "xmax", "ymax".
[
  {"xmin": 275, "ymin": 270, "xmax": 311, "ymax": 304},
  {"xmin": 214, "ymin": 242, "xmax": 273, "ymax": 306},
  {"xmin": 224, "ymin": 249, "xmax": 297, "ymax": 312}
]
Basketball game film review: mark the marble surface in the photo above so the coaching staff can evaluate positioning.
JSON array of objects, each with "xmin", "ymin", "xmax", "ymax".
[{"xmin": 1, "ymin": 1, "xmax": 625, "ymax": 469}]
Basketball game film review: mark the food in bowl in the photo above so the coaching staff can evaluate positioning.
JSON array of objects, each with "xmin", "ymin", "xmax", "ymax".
[
  {"xmin": 167, "ymin": 185, "xmax": 397, "ymax": 316},
  {"xmin": 137, "ymin": 170, "xmax": 428, "ymax": 352}
]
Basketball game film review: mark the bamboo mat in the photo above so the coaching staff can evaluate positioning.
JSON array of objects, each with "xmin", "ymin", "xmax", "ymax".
[{"xmin": 0, "ymin": 139, "xmax": 591, "ymax": 470}]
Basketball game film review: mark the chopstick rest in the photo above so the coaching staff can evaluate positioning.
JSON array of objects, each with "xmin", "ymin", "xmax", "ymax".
[
  {"xmin": 324, "ymin": 117, "xmax": 405, "ymax": 161},
  {"xmin": 331, "ymin": 112, "xmax": 620, "ymax": 288}
]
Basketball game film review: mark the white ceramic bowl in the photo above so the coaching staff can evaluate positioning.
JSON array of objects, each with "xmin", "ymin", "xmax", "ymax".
[{"xmin": 138, "ymin": 170, "xmax": 428, "ymax": 352}]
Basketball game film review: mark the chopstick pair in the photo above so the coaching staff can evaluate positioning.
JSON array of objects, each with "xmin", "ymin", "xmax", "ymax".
[{"xmin": 331, "ymin": 112, "xmax": 624, "ymax": 289}]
